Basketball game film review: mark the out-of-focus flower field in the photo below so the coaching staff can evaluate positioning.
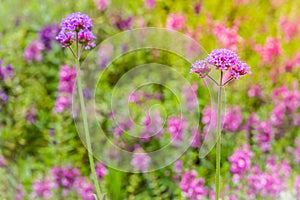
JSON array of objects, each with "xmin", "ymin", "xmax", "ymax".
[{"xmin": 0, "ymin": 0, "xmax": 300, "ymax": 199}]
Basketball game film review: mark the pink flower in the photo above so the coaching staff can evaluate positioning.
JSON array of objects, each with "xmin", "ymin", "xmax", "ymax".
[
  {"xmin": 23, "ymin": 40, "xmax": 45, "ymax": 63},
  {"xmin": 173, "ymin": 160, "xmax": 183, "ymax": 174},
  {"xmin": 229, "ymin": 145, "xmax": 253, "ymax": 175},
  {"xmin": 254, "ymin": 37, "xmax": 281, "ymax": 64},
  {"xmin": 254, "ymin": 121, "xmax": 273, "ymax": 152},
  {"xmin": 95, "ymin": 162, "xmax": 108, "ymax": 180},
  {"xmin": 180, "ymin": 170, "xmax": 207, "ymax": 200},
  {"xmin": 167, "ymin": 116, "xmax": 188, "ymax": 146},
  {"xmin": 54, "ymin": 65, "xmax": 77, "ymax": 113},
  {"xmin": 248, "ymin": 84, "xmax": 263, "ymax": 99},
  {"xmin": 130, "ymin": 149, "xmax": 151, "ymax": 172},
  {"xmin": 144, "ymin": 0, "xmax": 155, "ymax": 9},
  {"xmin": 279, "ymin": 17, "xmax": 299, "ymax": 42},
  {"xmin": 213, "ymin": 23, "xmax": 240, "ymax": 51},
  {"xmin": 94, "ymin": 0, "xmax": 110, "ymax": 11},
  {"xmin": 223, "ymin": 106, "xmax": 243, "ymax": 132},
  {"xmin": 166, "ymin": 14, "xmax": 186, "ymax": 31},
  {"xmin": 294, "ymin": 176, "xmax": 300, "ymax": 197}
]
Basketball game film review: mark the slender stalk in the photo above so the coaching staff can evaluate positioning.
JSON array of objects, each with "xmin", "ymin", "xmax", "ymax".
[
  {"xmin": 215, "ymin": 71, "xmax": 223, "ymax": 200},
  {"xmin": 222, "ymin": 77, "xmax": 233, "ymax": 86},
  {"xmin": 75, "ymin": 33, "xmax": 101, "ymax": 199},
  {"xmin": 207, "ymin": 75, "xmax": 220, "ymax": 86}
]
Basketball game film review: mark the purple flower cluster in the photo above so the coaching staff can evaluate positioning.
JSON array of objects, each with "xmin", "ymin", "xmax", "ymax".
[
  {"xmin": 223, "ymin": 106, "xmax": 243, "ymax": 132},
  {"xmin": 39, "ymin": 24, "xmax": 60, "ymax": 51},
  {"xmin": 201, "ymin": 106, "xmax": 217, "ymax": 133},
  {"xmin": 182, "ymin": 83, "xmax": 198, "ymax": 110},
  {"xmin": 52, "ymin": 166, "xmax": 80, "ymax": 190},
  {"xmin": 0, "ymin": 90, "xmax": 8, "ymax": 103},
  {"xmin": 74, "ymin": 177, "xmax": 96, "ymax": 200},
  {"xmin": 30, "ymin": 165, "xmax": 104, "ymax": 200},
  {"xmin": 56, "ymin": 12, "xmax": 96, "ymax": 50},
  {"xmin": 270, "ymin": 86, "xmax": 300, "ymax": 130},
  {"xmin": 95, "ymin": 162, "xmax": 108, "ymax": 181},
  {"xmin": 112, "ymin": 117, "xmax": 133, "ymax": 139},
  {"xmin": 294, "ymin": 176, "xmax": 300, "ymax": 197},
  {"xmin": 247, "ymin": 157, "xmax": 291, "ymax": 198},
  {"xmin": 54, "ymin": 65, "xmax": 76, "ymax": 113},
  {"xmin": 229, "ymin": 145, "xmax": 253, "ymax": 177},
  {"xmin": 25, "ymin": 106, "xmax": 37, "ymax": 124},
  {"xmin": 14, "ymin": 184, "xmax": 25, "ymax": 200},
  {"xmin": 253, "ymin": 121, "xmax": 273, "ymax": 152},
  {"xmin": 0, "ymin": 59, "xmax": 14, "ymax": 79},
  {"xmin": 190, "ymin": 60, "xmax": 211, "ymax": 78},
  {"xmin": 167, "ymin": 116, "xmax": 188, "ymax": 146},
  {"xmin": 23, "ymin": 40, "xmax": 45, "ymax": 63},
  {"xmin": 173, "ymin": 160, "xmax": 183, "ymax": 174},
  {"xmin": 113, "ymin": 16, "xmax": 134, "ymax": 31},
  {"xmin": 130, "ymin": 149, "xmax": 151, "ymax": 172},
  {"xmin": 191, "ymin": 49, "xmax": 251, "ymax": 80},
  {"xmin": 140, "ymin": 111, "xmax": 163, "ymax": 142},
  {"xmin": 93, "ymin": 0, "xmax": 110, "ymax": 12},
  {"xmin": 31, "ymin": 177, "xmax": 56, "ymax": 199},
  {"xmin": 166, "ymin": 14, "xmax": 186, "ymax": 31},
  {"xmin": 180, "ymin": 170, "xmax": 207, "ymax": 200},
  {"xmin": 144, "ymin": 0, "xmax": 156, "ymax": 9},
  {"xmin": 248, "ymin": 84, "xmax": 263, "ymax": 99}
]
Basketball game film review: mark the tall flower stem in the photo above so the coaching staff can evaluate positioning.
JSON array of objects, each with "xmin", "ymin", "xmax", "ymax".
[
  {"xmin": 215, "ymin": 71, "xmax": 223, "ymax": 200},
  {"xmin": 75, "ymin": 33, "xmax": 102, "ymax": 199}
]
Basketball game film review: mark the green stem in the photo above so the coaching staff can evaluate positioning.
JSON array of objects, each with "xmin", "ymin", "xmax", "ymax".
[
  {"xmin": 75, "ymin": 33, "xmax": 102, "ymax": 199},
  {"xmin": 215, "ymin": 71, "xmax": 223, "ymax": 200}
]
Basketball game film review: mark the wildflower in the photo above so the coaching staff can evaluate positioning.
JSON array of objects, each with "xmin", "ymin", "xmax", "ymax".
[
  {"xmin": 0, "ymin": 60, "xmax": 14, "ymax": 79},
  {"xmin": 74, "ymin": 177, "xmax": 95, "ymax": 200},
  {"xmin": 254, "ymin": 37, "xmax": 281, "ymax": 64},
  {"xmin": 144, "ymin": 0, "xmax": 156, "ymax": 9},
  {"xmin": 223, "ymin": 106, "xmax": 243, "ymax": 132},
  {"xmin": 190, "ymin": 60, "xmax": 211, "ymax": 78},
  {"xmin": 130, "ymin": 149, "xmax": 151, "ymax": 172},
  {"xmin": 213, "ymin": 23, "xmax": 239, "ymax": 51},
  {"xmin": 0, "ymin": 90, "xmax": 8, "ymax": 102},
  {"xmin": 279, "ymin": 17, "xmax": 299, "ymax": 42},
  {"xmin": 93, "ymin": 0, "xmax": 110, "ymax": 12},
  {"xmin": 166, "ymin": 14, "xmax": 186, "ymax": 31},
  {"xmin": 95, "ymin": 162, "xmax": 108, "ymax": 180},
  {"xmin": 173, "ymin": 160, "xmax": 183, "ymax": 174},
  {"xmin": 56, "ymin": 12, "xmax": 96, "ymax": 50},
  {"xmin": 51, "ymin": 166, "xmax": 81, "ymax": 190},
  {"xmin": 229, "ymin": 145, "xmax": 253, "ymax": 176},
  {"xmin": 294, "ymin": 176, "xmax": 300, "ymax": 197},
  {"xmin": 39, "ymin": 24, "xmax": 60, "ymax": 51},
  {"xmin": 248, "ymin": 84, "xmax": 263, "ymax": 98},
  {"xmin": 167, "ymin": 117, "xmax": 188, "ymax": 146},
  {"xmin": 194, "ymin": 2, "xmax": 202, "ymax": 15},
  {"xmin": 31, "ymin": 177, "xmax": 56, "ymax": 199},
  {"xmin": 23, "ymin": 40, "xmax": 45, "ymax": 63},
  {"xmin": 113, "ymin": 16, "xmax": 133, "ymax": 31},
  {"xmin": 191, "ymin": 49, "xmax": 251, "ymax": 80},
  {"xmin": 54, "ymin": 65, "xmax": 76, "ymax": 113},
  {"xmin": 180, "ymin": 170, "xmax": 207, "ymax": 200},
  {"xmin": 254, "ymin": 121, "xmax": 273, "ymax": 152}
]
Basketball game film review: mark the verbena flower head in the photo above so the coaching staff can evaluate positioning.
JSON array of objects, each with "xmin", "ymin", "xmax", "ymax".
[
  {"xmin": 191, "ymin": 48, "xmax": 251, "ymax": 80},
  {"xmin": 56, "ymin": 12, "xmax": 96, "ymax": 50}
]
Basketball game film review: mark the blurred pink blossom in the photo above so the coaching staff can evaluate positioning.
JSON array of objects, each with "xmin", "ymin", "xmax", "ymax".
[
  {"xmin": 254, "ymin": 37, "xmax": 281, "ymax": 64},
  {"xmin": 166, "ymin": 14, "xmax": 186, "ymax": 31}
]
